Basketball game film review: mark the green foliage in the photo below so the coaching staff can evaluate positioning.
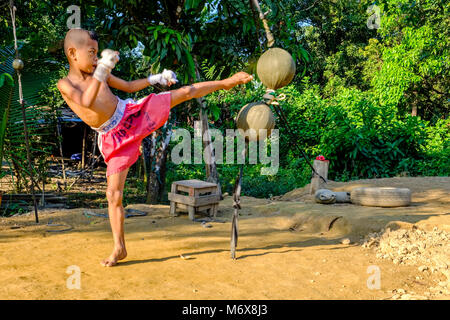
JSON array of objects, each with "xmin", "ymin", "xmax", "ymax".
[
  {"xmin": 0, "ymin": 46, "xmax": 58, "ymax": 193},
  {"xmin": 0, "ymin": 73, "xmax": 13, "ymax": 88},
  {"xmin": 0, "ymin": 0, "xmax": 447, "ymax": 203},
  {"xmin": 145, "ymin": 25, "xmax": 196, "ymax": 83},
  {"xmin": 277, "ymin": 81, "xmax": 449, "ymax": 180}
]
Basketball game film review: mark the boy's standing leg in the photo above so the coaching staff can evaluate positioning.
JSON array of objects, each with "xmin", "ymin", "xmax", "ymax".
[{"xmin": 101, "ymin": 168, "xmax": 129, "ymax": 267}]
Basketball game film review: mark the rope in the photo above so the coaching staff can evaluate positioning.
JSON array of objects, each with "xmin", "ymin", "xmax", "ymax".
[
  {"xmin": 264, "ymin": 90, "xmax": 327, "ymax": 183},
  {"xmin": 9, "ymin": 0, "xmax": 39, "ymax": 223}
]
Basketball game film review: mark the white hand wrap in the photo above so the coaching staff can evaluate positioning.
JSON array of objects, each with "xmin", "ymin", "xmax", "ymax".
[
  {"xmin": 147, "ymin": 69, "xmax": 178, "ymax": 86},
  {"xmin": 93, "ymin": 49, "xmax": 119, "ymax": 82}
]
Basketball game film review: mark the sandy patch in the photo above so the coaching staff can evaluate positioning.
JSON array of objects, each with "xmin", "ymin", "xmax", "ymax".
[{"xmin": 0, "ymin": 177, "xmax": 448, "ymax": 299}]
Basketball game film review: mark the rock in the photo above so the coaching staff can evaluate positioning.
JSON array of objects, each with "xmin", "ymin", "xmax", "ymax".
[
  {"xmin": 400, "ymin": 294, "xmax": 412, "ymax": 300},
  {"xmin": 397, "ymin": 288, "xmax": 406, "ymax": 294},
  {"xmin": 418, "ymin": 265, "xmax": 428, "ymax": 272},
  {"xmin": 341, "ymin": 238, "xmax": 351, "ymax": 245}
]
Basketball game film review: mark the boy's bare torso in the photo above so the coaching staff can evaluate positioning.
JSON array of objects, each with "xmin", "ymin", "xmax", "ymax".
[{"xmin": 60, "ymin": 74, "xmax": 118, "ymax": 128}]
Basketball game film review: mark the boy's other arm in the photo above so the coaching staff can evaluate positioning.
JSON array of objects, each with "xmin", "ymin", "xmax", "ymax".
[
  {"xmin": 57, "ymin": 77, "xmax": 101, "ymax": 108},
  {"xmin": 107, "ymin": 74, "xmax": 151, "ymax": 93},
  {"xmin": 169, "ymin": 72, "xmax": 253, "ymax": 109}
]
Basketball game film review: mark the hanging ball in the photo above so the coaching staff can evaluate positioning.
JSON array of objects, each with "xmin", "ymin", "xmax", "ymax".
[
  {"xmin": 256, "ymin": 48, "xmax": 296, "ymax": 90},
  {"xmin": 235, "ymin": 102, "xmax": 275, "ymax": 142},
  {"xmin": 12, "ymin": 59, "xmax": 24, "ymax": 70}
]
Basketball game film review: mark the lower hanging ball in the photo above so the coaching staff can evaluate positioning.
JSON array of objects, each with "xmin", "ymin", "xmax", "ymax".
[
  {"xmin": 235, "ymin": 101, "xmax": 275, "ymax": 142},
  {"xmin": 12, "ymin": 59, "xmax": 24, "ymax": 70}
]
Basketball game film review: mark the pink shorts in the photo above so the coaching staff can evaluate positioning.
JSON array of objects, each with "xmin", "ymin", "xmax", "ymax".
[{"xmin": 92, "ymin": 92, "xmax": 171, "ymax": 177}]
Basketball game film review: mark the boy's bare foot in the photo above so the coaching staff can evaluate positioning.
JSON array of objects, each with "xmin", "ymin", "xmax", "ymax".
[{"xmin": 100, "ymin": 246, "xmax": 127, "ymax": 267}]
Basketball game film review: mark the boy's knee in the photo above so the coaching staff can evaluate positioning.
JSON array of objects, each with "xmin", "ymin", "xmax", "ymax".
[{"xmin": 106, "ymin": 189, "xmax": 123, "ymax": 206}]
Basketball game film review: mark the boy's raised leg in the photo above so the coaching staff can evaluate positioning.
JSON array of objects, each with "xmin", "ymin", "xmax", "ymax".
[{"xmin": 101, "ymin": 168, "xmax": 129, "ymax": 267}]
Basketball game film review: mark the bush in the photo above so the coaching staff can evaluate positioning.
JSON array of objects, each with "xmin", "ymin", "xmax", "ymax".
[{"xmin": 276, "ymin": 82, "xmax": 449, "ymax": 182}]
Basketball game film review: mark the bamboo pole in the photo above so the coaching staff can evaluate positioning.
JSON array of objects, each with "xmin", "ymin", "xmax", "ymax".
[{"xmin": 10, "ymin": 1, "xmax": 39, "ymax": 223}]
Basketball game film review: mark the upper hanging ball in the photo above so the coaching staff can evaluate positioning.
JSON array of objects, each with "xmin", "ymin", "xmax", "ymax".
[
  {"xmin": 256, "ymin": 48, "xmax": 295, "ymax": 90},
  {"xmin": 12, "ymin": 59, "xmax": 24, "ymax": 70}
]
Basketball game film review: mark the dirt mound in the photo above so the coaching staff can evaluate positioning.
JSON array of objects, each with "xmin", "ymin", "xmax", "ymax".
[{"xmin": 280, "ymin": 176, "xmax": 450, "ymax": 205}]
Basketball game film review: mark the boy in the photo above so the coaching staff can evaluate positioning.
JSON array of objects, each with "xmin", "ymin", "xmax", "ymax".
[{"xmin": 57, "ymin": 28, "xmax": 253, "ymax": 267}]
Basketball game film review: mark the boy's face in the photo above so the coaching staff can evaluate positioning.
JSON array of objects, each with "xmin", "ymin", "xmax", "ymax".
[{"xmin": 71, "ymin": 37, "xmax": 99, "ymax": 74}]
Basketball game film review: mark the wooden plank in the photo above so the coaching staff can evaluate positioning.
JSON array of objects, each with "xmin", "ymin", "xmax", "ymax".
[
  {"xmin": 194, "ymin": 186, "xmax": 218, "ymax": 196},
  {"xmin": 188, "ymin": 206, "xmax": 195, "ymax": 220},
  {"xmin": 176, "ymin": 203, "xmax": 215, "ymax": 213},
  {"xmin": 2, "ymin": 194, "xmax": 67, "ymax": 202},
  {"xmin": 168, "ymin": 193, "xmax": 220, "ymax": 206},
  {"xmin": 173, "ymin": 179, "xmax": 217, "ymax": 189},
  {"xmin": 168, "ymin": 192, "xmax": 192, "ymax": 205},
  {"xmin": 5, "ymin": 193, "xmax": 62, "ymax": 198},
  {"xmin": 176, "ymin": 185, "xmax": 218, "ymax": 195},
  {"xmin": 169, "ymin": 183, "xmax": 177, "ymax": 216},
  {"xmin": 192, "ymin": 194, "xmax": 220, "ymax": 206},
  {"xmin": 309, "ymin": 160, "xmax": 329, "ymax": 195}
]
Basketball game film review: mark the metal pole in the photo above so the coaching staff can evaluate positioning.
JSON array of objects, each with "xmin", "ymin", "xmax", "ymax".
[{"xmin": 231, "ymin": 141, "xmax": 247, "ymax": 259}]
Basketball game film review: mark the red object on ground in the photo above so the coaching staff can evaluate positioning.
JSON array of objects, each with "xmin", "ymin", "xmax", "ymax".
[{"xmin": 316, "ymin": 155, "xmax": 326, "ymax": 161}]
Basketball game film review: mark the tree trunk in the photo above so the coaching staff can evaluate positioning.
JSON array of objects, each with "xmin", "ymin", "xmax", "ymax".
[
  {"xmin": 143, "ymin": 120, "xmax": 174, "ymax": 204},
  {"xmin": 198, "ymin": 105, "xmax": 222, "ymax": 196},
  {"xmin": 81, "ymin": 125, "xmax": 87, "ymax": 169},
  {"xmin": 193, "ymin": 56, "xmax": 222, "ymax": 198},
  {"xmin": 250, "ymin": 0, "xmax": 275, "ymax": 48}
]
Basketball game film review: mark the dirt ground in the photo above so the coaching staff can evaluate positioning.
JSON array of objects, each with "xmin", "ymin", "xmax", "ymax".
[{"xmin": 0, "ymin": 176, "xmax": 449, "ymax": 300}]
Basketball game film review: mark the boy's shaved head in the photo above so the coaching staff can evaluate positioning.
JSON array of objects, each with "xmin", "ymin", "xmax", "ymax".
[{"xmin": 64, "ymin": 28, "xmax": 98, "ymax": 58}]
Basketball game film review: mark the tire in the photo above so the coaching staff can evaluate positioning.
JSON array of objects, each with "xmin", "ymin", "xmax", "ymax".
[
  {"xmin": 315, "ymin": 189, "xmax": 336, "ymax": 204},
  {"xmin": 335, "ymin": 191, "xmax": 351, "ymax": 203},
  {"xmin": 350, "ymin": 187, "xmax": 411, "ymax": 207}
]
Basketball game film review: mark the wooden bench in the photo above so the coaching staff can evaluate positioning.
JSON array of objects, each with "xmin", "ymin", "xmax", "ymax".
[{"xmin": 168, "ymin": 179, "xmax": 220, "ymax": 220}]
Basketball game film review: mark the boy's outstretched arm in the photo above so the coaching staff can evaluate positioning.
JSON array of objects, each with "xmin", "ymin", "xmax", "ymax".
[
  {"xmin": 107, "ymin": 70, "xmax": 178, "ymax": 93},
  {"xmin": 107, "ymin": 74, "xmax": 151, "ymax": 93},
  {"xmin": 170, "ymin": 72, "xmax": 253, "ymax": 109}
]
